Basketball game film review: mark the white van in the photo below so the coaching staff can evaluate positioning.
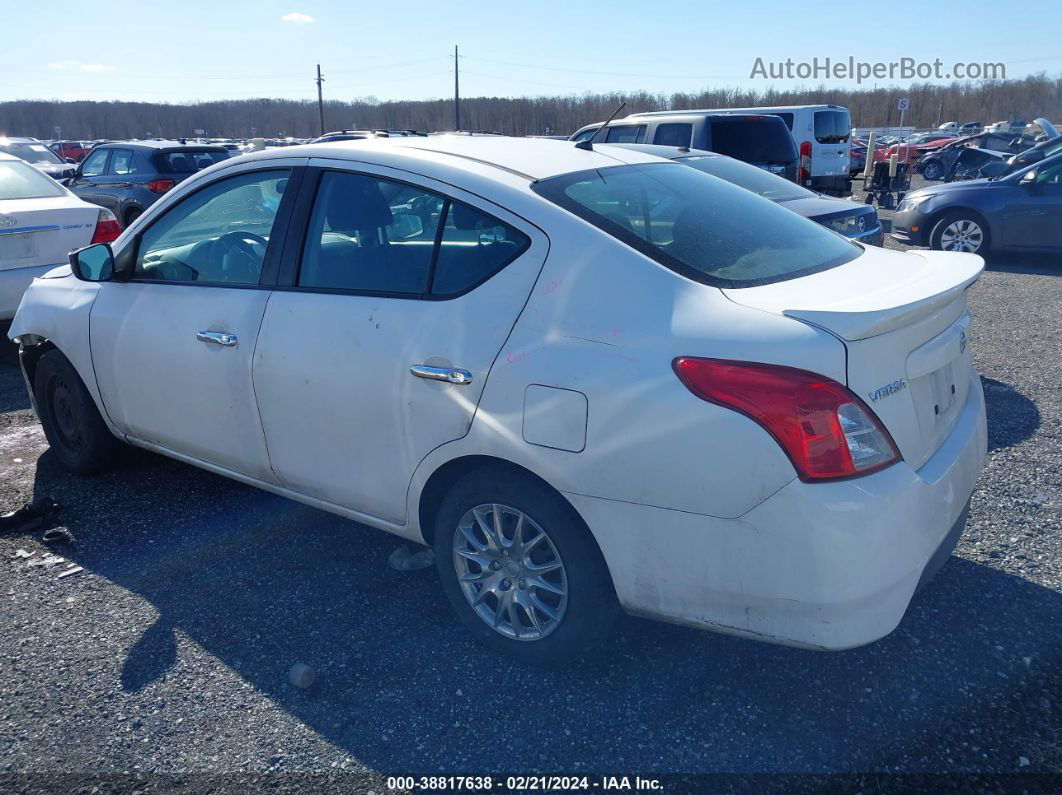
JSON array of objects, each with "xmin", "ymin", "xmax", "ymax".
[{"xmin": 632, "ymin": 104, "xmax": 852, "ymax": 195}]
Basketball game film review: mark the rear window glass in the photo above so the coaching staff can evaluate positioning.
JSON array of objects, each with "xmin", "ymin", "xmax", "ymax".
[
  {"xmin": 154, "ymin": 150, "xmax": 229, "ymax": 173},
  {"xmin": 814, "ymin": 110, "xmax": 852, "ymax": 144},
  {"xmin": 0, "ymin": 160, "xmax": 66, "ymax": 200},
  {"xmin": 677, "ymin": 155, "xmax": 814, "ymax": 202},
  {"xmin": 0, "ymin": 142, "xmax": 64, "ymax": 165},
  {"xmin": 709, "ymin": 118, "xmax": 798, "ymax": 164},
  {"xmin": 652, "ymin": 123, "xmax": 692, "ymax": 147},
  {"xmin": 531, "ymin": 163, "xmax": 859, "ymax": 289},
  {"xmin": 604, "ymin": 125, "xmax": 647, "ymax": 144}
]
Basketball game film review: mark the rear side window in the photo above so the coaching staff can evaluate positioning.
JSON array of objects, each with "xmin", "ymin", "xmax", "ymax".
[
  {"xmin": 109, "ymin": 150, "xmax": 137, "ymax": 175},
  {"xmin": 708, "ymin": 118, "xmax": 798, "ymax": 164},
  {"xmin": 0, "ymin": 160, "xmax": 66, "ymax": 199},
  {"xmin": 652, "ymin": 123, "xmax": 693, "ymax": 147},
  {"xmin": 774, "ymin": 112, "xmax": 794, "ymax": 130},
  {"xmin": 604, "ymin": 125, "xmax": 647, "ymax": 144},
  {"xmin": 155, "ymin": 150, "xmax": 229, "ymax": 173},
  {"xmin": 299, "ymin": 171, "xmax": 530, "ymax": 296},
  {"xmin": 814, "ymin": 110, "xmax": 852, "ymax": 144},
  {"xmin": 432, "ymin": 202, "xmax": 530, "ymax": 295},
  {"xmin": 532, "ymin": 163, "xmax": 859, "ymax": 289}
]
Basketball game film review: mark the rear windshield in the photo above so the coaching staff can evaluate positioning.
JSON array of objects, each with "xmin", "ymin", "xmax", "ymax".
[
  {"xmin": 154, "ymin": 150, "xmax": 229, "ymax": 173},
  {"xmin": 0, "ymin": 141, "xmax": 65, "ymax": 165},
  {"xmin": 532, "ymin": 163, "xmax": 859, "ymax": 288},
  {"xmin": 814, "ymin": 109, "xmax": 852, "ymax": 144},
  {"xmin": 677, "ymin": 155, "xmax": 814, "ymax": 201},
  {"xmin": 0, "ymin": 160, "xmax": 67, "ymax": 200},
  {"xmin": 709, "ymin": 118, "xmax": 798, "ymax": 164}
]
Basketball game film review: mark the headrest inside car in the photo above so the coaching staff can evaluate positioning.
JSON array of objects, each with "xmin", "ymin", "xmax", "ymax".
[
  {"xmin": 450, "ymin": 202, "xmax": 488, "ymax": 230},
  {"xmin": 323, "ymin": 176, "xmax": 393, "ymax": 232}
]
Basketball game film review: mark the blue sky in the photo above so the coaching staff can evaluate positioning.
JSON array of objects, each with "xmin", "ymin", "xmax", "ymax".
[{"xmin": 3, "ymin": 0, "xmax": 1060, "ymax": 103}]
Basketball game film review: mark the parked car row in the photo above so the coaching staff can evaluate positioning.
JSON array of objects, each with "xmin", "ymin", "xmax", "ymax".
[{"xmin": 8, "ymin": 133, "xmax": 988, "ymax": 663}]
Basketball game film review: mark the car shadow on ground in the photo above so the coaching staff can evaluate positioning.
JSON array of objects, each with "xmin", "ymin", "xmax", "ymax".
[
  {"xmin": 981, "ymin": 377, "xmax": 1040, "ymax": 452},
  {"xmin": 0, "ymin": 322, "xmax": 32, "ymax": 414},
  {"xmin": 982, "ymin": 251, "xmax": 1062, "ymax": 276},
  {"xmin": 22, "ymin": 429, "xmax": 1062, "ymax": 773}
]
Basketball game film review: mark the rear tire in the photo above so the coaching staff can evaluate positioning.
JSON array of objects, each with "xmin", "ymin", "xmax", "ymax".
[
  {"xmin": 433, "ymin": 467, "xmax": 619, "ymax": 665},
  {"xmin": 34, "ymin": 350, "xmax": 122, "ymax": 474},
  {"xmin": 930, "ymin": 211, "xmax": 990, "ymax": 254}
]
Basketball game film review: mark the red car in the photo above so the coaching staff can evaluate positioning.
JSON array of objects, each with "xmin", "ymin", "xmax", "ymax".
[
  {"xmin": 885, "ymin": 134, "xmax": 957, "ymax": 165},
  {"xmin": 50, "ymin": 140, "xmax": 95, "ymax": 162}
]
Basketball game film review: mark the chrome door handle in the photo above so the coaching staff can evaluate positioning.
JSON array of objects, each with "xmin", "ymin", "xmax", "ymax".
[
  {"xmin": 410, "ymin": 364, "xmax": 473, "ymax": 385},
  {"xmin": 197, "ymin": 330, "xmax": 238, "ymax": 347}
]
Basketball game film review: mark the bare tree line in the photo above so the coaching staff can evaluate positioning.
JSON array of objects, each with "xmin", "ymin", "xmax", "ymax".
[{"xmin": 2, "ymin": 75, "xmax": 1060, "ymax": 140}]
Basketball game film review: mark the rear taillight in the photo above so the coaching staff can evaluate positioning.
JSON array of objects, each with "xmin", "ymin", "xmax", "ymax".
[
  {"xmin": 90, "ymin": 209, "xmax": 122, "ymax": 244},
  {"xmin": 147, "ymin": 178, "xmax": 176, "ymax": 194},
  {"xmin": 797, "ymin": 140, "xmax": 812, "ymax": 185},
  {"xmin": 672, "ymin": 358, "xmax": 900, "ymax": 481}
]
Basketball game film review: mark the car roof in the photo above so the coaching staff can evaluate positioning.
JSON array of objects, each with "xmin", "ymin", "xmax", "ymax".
[
  {"xmin": 95, "ymin": 140, "xmax": 228, "ymax": 151},
  {"xmin": 0, "ymin": 137, "xmax": 40, "ymax": 144},
  {"xmin": 237, "ymin": 134, "xmax": 669, "ymax": 181},
  {"xmin": 597, "ymin": 143, "xmax": 719, "ymax": 161}
]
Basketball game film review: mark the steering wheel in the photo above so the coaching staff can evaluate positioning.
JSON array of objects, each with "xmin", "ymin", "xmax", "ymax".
[{"xmin": 216, "ymin": 231, "xmax": 267, "ymax": 282}]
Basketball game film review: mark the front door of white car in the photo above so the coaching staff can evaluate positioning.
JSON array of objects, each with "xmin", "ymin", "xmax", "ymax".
[
  {"xmin": 251, "ymin": 162, "xmax": 547, "ymax": 524},
  {"xmin": 89, "ymin": 166, "xmax": 301, "ymax": 483}
]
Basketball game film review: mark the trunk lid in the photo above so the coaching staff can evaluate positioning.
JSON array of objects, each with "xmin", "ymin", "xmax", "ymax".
[
  {"xmin": 722, "ymin": 246, "xmax": 984, "ymax": 469},
  {"xmin": 0, "ymin": 197, "xmax": 98, "ymax": 273}
]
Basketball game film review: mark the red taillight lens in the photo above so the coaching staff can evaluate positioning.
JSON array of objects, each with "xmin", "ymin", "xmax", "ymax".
[
  {"xmin": 673, "ymin": 358, "xmax": 900, "ymax": 481},
  {"xmin": 147, "ymin": 178, "xmax": 176, "ymax": 194},
  {"xmin": 797, "ymin": 140, "xmax": 812, "ymax": 185},
  {"xmin": 90, "ymin": 209, "xmax": 122, "ymax": 244}
]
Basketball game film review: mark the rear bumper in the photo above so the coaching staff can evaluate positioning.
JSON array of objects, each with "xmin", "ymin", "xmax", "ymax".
[
  {"xmin": 810, "ymin": 174, "xmax": 853, "ymax": 195},
  {"xmin": 0, "ymin": 264, "xmax": 61, "ymax": 321},
  {"xmin": 569, "ymin": 372, "xmax": 987, "ymax": 650}
]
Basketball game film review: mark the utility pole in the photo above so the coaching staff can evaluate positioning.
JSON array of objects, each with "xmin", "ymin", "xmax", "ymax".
[
  {"xmin": 316, "ymin": 64, "xmax": 326, "ymax": 136},
  {"xmin": 454, "ymin": 45, "xmax": 461, "ymax": 131}
]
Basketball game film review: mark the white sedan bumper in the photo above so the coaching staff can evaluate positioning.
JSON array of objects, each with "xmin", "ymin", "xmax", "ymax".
[
  {"xmin": 0, "ymin": 264, "xmax": 60, "ymax": 321},
  {"xmin": 568, "ymin": 373, "xmax": 988, "ymax": 650}
]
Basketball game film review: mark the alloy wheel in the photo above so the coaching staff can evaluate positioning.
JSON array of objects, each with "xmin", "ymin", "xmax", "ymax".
[
  {"xmin": 940, "ymin": 219, "xmax": 984, "ymax": 253},
  {"xmin": 452, "ymin": 503, "xmax": 568, "ymax": 641}
]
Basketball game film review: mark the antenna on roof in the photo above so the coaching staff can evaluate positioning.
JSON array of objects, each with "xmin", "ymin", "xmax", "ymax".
[{"xmin": 574, "ymin": 102, "xmax": 627, "ymax": 151}]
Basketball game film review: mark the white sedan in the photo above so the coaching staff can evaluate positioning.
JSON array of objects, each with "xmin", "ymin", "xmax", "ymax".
[
  {"xmin": 9, "ymin": 136, "xmax": 987, "ymax": 663},
  {"xmin": 0, "ymin": 152, "xmax": 120, "ymax": 320}
]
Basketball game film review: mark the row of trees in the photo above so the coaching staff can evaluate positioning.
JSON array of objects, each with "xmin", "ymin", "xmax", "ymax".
[{"xmin": 2, "ymin": 75, "xmax": 1060, "ymax": 140}]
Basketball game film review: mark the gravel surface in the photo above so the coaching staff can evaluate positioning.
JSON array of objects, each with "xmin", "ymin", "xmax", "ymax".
[{"xmin": 1, "ymin": 178, "xmax": 1060, "ymax": 789}]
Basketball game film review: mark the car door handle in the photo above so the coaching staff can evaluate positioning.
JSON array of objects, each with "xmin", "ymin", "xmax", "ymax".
[
  {"xmin": 410, "ymin": 364, "xmax": 473, "ymax": 385},
  {"xmin": 197, "ymin": 331, "xmax": 238, "ymax": 347}
]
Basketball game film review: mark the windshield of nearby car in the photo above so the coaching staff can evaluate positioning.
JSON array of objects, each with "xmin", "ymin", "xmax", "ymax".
[
  {"xmin": 0, "ymin": 160, "xmax": 67, "ymax": 199},
  {"xmin": 154, "ymin": 150, "xmax": 229, "ymax": 173},
  {"xmin": 0, "ymin": 140, "xmax": 65, "ymax": 166},
  {"xmin": 532, "ymin": 163, "xmax": 859, "ymax": 288},
  {"xmin": 676, "ymin": 155, "xmax": 814, "ymax": 201}
]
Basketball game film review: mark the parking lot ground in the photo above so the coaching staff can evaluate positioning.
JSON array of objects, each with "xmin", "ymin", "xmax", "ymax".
[{"xmin": 1, "ymin": 183, "xmax": 1060, "ymax": 786}]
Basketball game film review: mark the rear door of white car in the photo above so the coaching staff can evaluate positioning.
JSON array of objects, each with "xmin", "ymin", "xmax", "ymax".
[
  {"xmin": 251, "ymin": 161, "xmax": 547, "ymax": 524},
  {"xmin": 89, "ymin": 161, "xmax": 305, "ymax": 482}
]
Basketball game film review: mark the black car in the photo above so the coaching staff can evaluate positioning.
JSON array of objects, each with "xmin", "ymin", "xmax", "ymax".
[
  {"xmin": 0, "ymin": 137, "xmax": 77, "ymax": 182},
  {"xmin": 892, "ymin": 151, "xmax": 1062, "ymax": 254},
  {"xmin": 67, "ymin": 141, "xmax": 230, "ymax": 227},
  {"xmin": 603, "ymin": 144, "xmax": 882, "ymax": 245}
]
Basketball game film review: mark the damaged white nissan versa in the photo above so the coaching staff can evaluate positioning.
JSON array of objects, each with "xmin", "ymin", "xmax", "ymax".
[{"xmin": 9, "ymin": 136, "xmax": 987, "ymax": 663}]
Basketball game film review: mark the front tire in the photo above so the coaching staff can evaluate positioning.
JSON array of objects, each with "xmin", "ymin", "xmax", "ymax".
[
  {"xmin": 433, "ymin": 467, "xmax": 619, "ymax": 664},
  {"xmin": 930, "ymin": 211, "xmax": 990, "ymax": 254},
  {"xmin": 922, "ymin": 160, "xmax": 944, "ymax": 180},
  {"xmin": 34, "ymin": 350, "xmax": 122, "ymax": 474}
]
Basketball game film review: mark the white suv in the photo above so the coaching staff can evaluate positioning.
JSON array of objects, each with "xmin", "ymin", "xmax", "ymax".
[{"xmin": 10, "ymin": 136, "xmax": 987, "ymax": 663}]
